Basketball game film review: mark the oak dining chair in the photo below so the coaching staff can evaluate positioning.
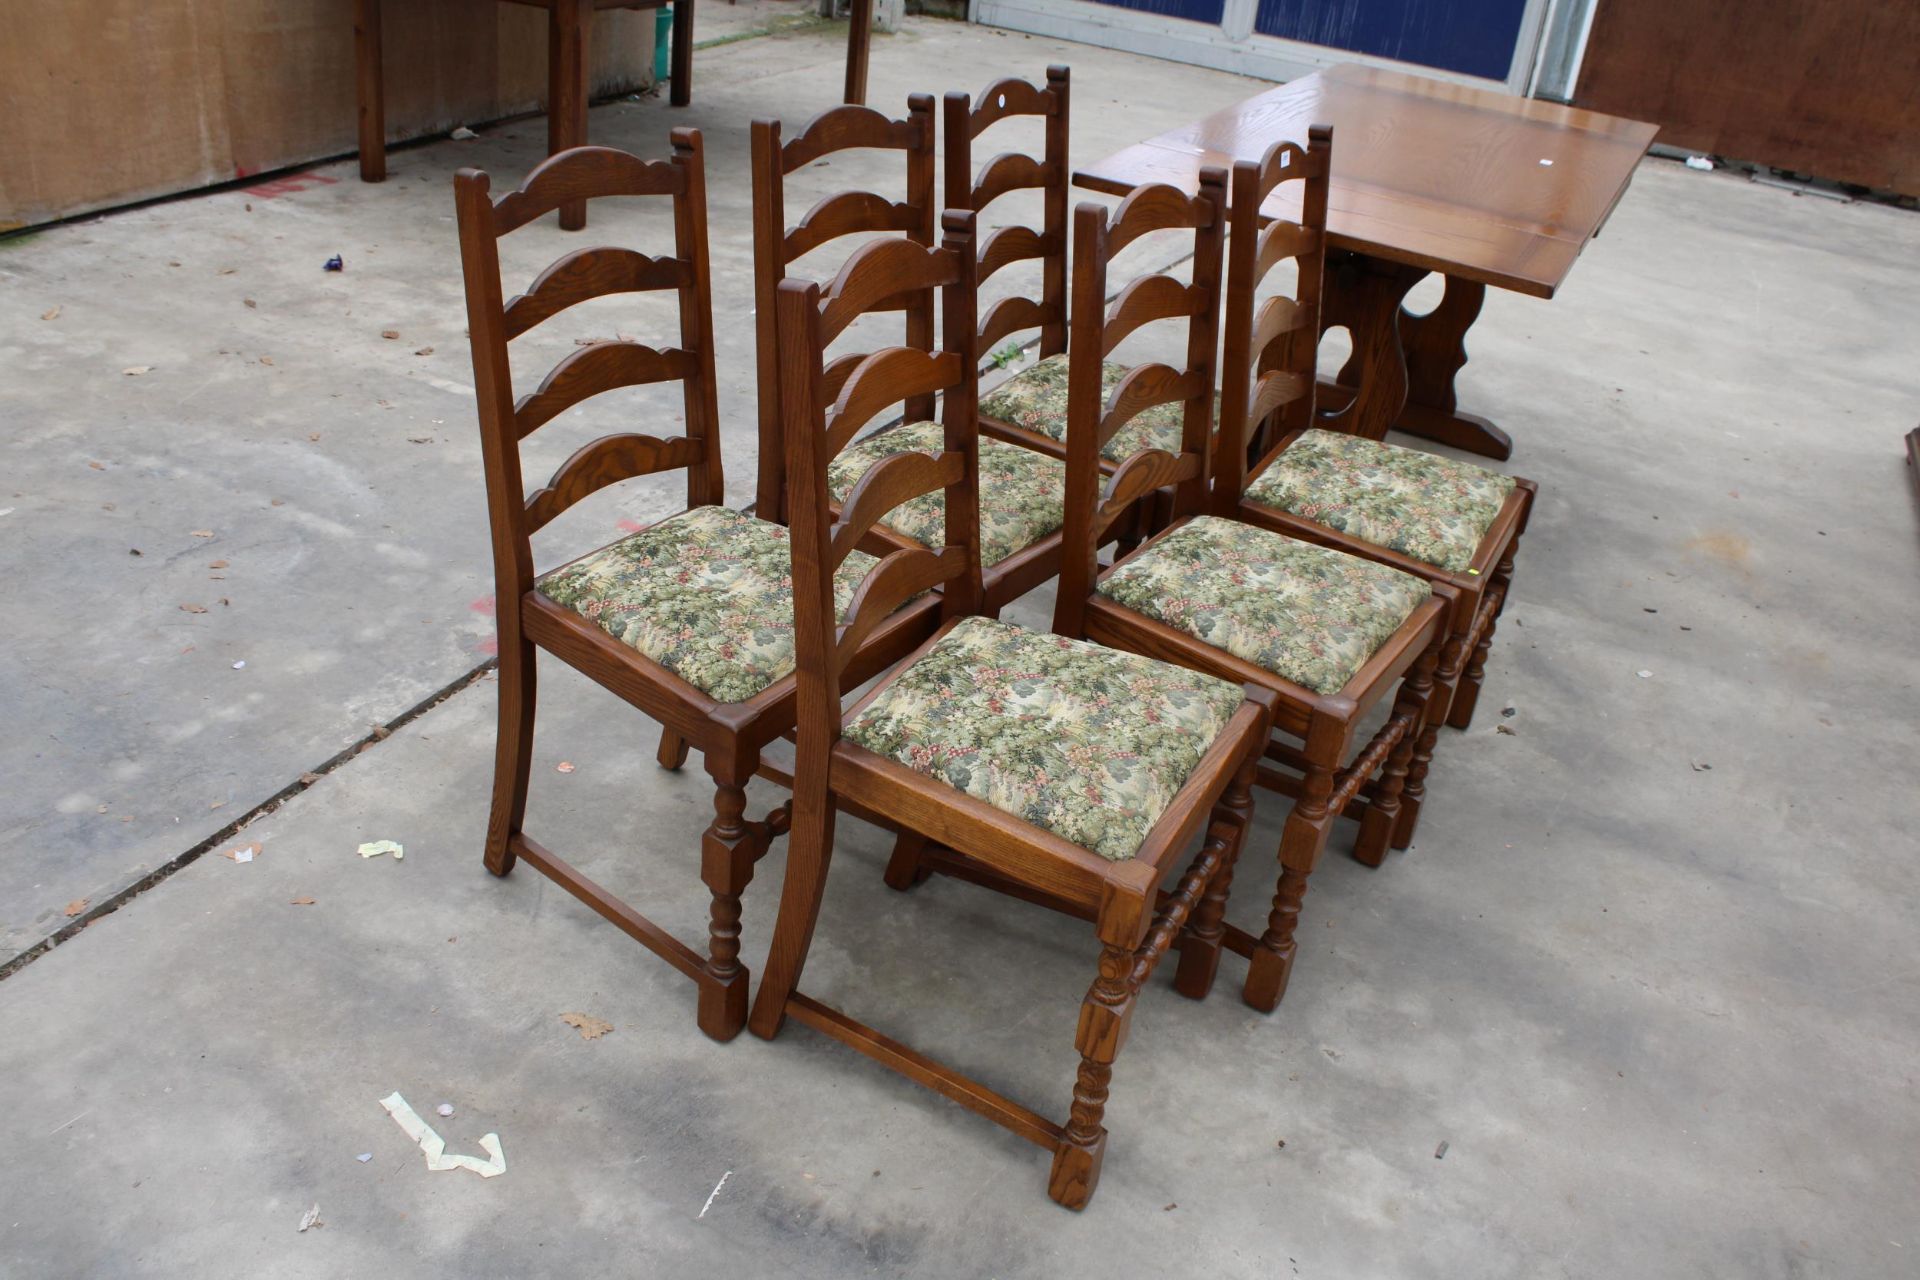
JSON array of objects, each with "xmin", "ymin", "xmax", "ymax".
[
  {"xmin": 1041, "ymin": 172, "xmax": 1450, "ymax": 1012},
  {"xmin": 750, "ymin": 208, "xmax": 1274, "ymax": 1209},
  {"xmin": 453, "ymin": 131, "xmax": 940, "ymax": 1042},
  {"xmin": 1212, "ymin": 131, "xmax": 1536, "ymax": 748}
]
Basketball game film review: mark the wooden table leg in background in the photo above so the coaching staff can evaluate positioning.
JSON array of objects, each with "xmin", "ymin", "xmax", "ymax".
[
  {"xmin": 1394, "ymin": 274, "xmax": 1512, "ymax": 460},
  {"xmin": 355, "ymin": 0, "xmax": 385, "ymax": 182},
  {"xmin": 844, "ymin": 0, "xmax": 872, "ymax": 105},
  {"xmin": 670, "ymin": 0, "xmax": 694, "ymax": 107},
  {"xmin": 547, "ymin": 0, "xmax": 592, "ymax": 230}
]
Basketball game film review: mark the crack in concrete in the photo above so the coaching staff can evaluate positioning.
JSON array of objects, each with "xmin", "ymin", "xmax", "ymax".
[{"xmin": 0, "ymin": 659, "xmax": 498, "ymax": 985}]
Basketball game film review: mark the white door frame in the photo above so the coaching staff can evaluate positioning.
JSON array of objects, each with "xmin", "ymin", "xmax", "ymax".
[{"xmin": 969, "ymin": 0, "xmax": 1555, "ymax": 95}]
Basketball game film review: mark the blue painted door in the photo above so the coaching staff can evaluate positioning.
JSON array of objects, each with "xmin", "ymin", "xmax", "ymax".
[
  {"xmin": 1253, "ymin": 0, "xmax": 1528, "ymax": 80},
  {"xmin": 1089, "ymin": 0, "xmax": 1227, "ymax": 24}
]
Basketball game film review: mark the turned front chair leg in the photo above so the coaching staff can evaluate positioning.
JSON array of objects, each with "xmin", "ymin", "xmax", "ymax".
[
  {"xmin": 484, "ymin": 635, "xmax": 537, "ymax": 877},
  {"xmin": 698, "ymin": 777, "xmax": 758, "ymax": 1041},
  {"xmin": 1245, "ymin": 764, "xmax": 1333, "ymax": 1012},
  {"xmin": 1048, "ymin": 939, "xmax": 1135, "ymax": 1210}
]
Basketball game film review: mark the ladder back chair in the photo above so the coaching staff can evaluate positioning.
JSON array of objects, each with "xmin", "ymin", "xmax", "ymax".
[
  {"xmin": 1049, "ymin": 174, "xmax": 1452, "ymax": 1013},
  {"xmin": 944, "ymin": 67, "xmax": 1070, "ymax": 391},
  {"xmin": 966, "ymin": 70, "xmax": 1207, "ymax": 481},
  {"xmin": 751, "ymin": 97, "xmax": 936, "ymax": 526},
  {"xmin": 454, "ymin": 132, "xmax": 941, "ymax": 1043},
  {"xmin": 1214, "ymin": 131, "xmax": 1536, "ymax": 739},
  {"xmin": 750, "ymin": 209, "xmax": 1275, "ymax": 1210}
]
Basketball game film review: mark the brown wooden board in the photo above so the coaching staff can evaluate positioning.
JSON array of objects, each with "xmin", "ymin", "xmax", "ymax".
[
  {"xmin": 0, "ymin": 0, "xmax": 653, "ymax": 230},
  {"xmin": 1574, "ymin": 0, "xmax": 1920, "ymax": 196}
]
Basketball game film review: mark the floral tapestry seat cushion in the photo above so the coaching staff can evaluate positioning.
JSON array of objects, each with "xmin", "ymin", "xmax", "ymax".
[
  {"xmin": 826, "ymin": 420, "xmax": 1068, "ymax": 569},
  {"xmin": 978, "ymin": 354, "xmax": 1214, "ymax": 464},
  {"xmin": 842, "ymin": 616, "xmax": 1245, "ymax": 862},
  {"xmin": 1096, "ymin": 515, "xmax": 1433, "ymax": 697},
  {"xmin": 1245, "ymin": 428, "xmax": 1517, "ymax": 574},
  {"xmin": 536, "ymin": 505, "xmax": 880, "ymax": 705}
]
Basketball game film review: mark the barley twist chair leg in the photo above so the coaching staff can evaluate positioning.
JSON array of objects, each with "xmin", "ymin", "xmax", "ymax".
[
  {"xmin": 1393, "ymin": 639, "xmax": 1455, "ymax": 850},
  {"xmin": 1245, "ymin": 764, "xmax": 1333, "ymax": 1012},
  {"xmin": 1173, "ymin": 757, "xmax": 1256, "ymax": 999},
  {"xmin": 1355, "ymin": 644, "xmax": 1438, "ymax": 866}
]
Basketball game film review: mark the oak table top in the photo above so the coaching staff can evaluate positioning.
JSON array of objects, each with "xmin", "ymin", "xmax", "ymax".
[{"xmin": 1075, "ymin": 63, "xmax": 1659, "ymax": 300}]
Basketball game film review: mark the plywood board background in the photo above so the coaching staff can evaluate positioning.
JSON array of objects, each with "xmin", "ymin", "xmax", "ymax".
[
  {"xmin": 0, "ymin": 0, "xmax": 655, "ymax": 229},
  {"xmin": 1574, "ymin": 0, "xmax": 1920, "ymax": 196}
]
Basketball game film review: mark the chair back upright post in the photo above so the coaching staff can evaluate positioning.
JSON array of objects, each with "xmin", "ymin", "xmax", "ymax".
[
  {"xmin": 1212, "ymin": 125, "xmax": 1333, "ymax": 512},
  {"xmin": 781, "ymin": 210, "xmax": 983, "ymax": 756},
  {"xmin": 1053, "ymin": 170, "xmax": 1228, "ymax": 640},
  {"xmin": 751, "ymin": 97, "xmax": 937, "ymax": 523},
  {"xmin": 454, "ymin": 130, "xmax": 723, "ymax": 624},
  {"xmin": 944, "ymin": 66, "xmax": 1070, "ymax": 361}
]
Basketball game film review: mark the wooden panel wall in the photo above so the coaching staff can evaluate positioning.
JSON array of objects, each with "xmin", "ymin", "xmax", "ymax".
[
  {"xmin": 1574, "ymin": 0, "xmax": 1920, "ymax": 195},
  {"xmin": 0, "ymin": 0, "xmax": 653, "ymax": 229}
]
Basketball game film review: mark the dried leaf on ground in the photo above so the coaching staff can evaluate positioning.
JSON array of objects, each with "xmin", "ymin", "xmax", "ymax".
[
  {"xmin": 560, "ymin": 1013, "xmax": 613, "ymax": 1041},
  {"xmin": 88, "ymin": 461, "xmax": 106, "ymax": 470},
  {"xmin": 555, "ymin": 761, "xmax": 575, "ymax": 774},
  {"xmin": 209, "ymin": 559, "xmax": 229, "ymax": 568},
  {"xmin": 381, "ymin": 329, "xmax": 400, "ymax": 340},
  {"xmin": 42, "ymin": 305, "xmax": 61, "ymax": 321},
  {"xmin": 191, "ymin": 529, "xmax": 214, "ymax": 538},
  {"xmin": 290, "ymin": 896, "xmax": 316, "ymax": 906},
  {"xmin": 64, "ymin": 899, "xmax": 89, "ymax": 917},
  {"xmin": 123, "ymin": 366, "xmax": 152, "ymax": 376},
  {"xmin": 244, "ymin": 298, "xmax": 257, "ymax": 309},
  {"xmin": 180, "ymin": 603, "xmax": 208, "ymax": 613},
  {"xmin": 260, "ymin": 356, "xmax": 274, "ymax": 366},
  {"xmin": 414, "ymin": 346, "xmax": 434, "ymax": 356}
]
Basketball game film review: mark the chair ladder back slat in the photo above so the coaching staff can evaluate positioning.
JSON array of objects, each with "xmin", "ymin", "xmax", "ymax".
[
  {"xmin": 491, "ymin": 146, "xmax": 686, "ymax": 236},
  {"xmin": 524, "ymin": 433, "xmax": 703, "ymax": 532},
  {"xmin": 512, "ymin": 341, "xmax": 698, "ymax": 438},
  {"xmin": 502, "ymin": 248, "xmax": 691, "ymax": 341},
  {"xmin": 824, "ymin": 347, "xmax": 965, "ymax": 455}
]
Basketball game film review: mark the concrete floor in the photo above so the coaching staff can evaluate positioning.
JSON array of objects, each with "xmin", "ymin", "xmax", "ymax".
[{"xmin": 3, "ymin": 11, "xmax": 1919, "ymax": 1278}]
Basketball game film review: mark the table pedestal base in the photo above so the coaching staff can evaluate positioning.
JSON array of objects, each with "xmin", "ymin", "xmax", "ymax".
[{"xmin": 1316, "ymin": 252, "xmax": 1513, "ymax": 462}]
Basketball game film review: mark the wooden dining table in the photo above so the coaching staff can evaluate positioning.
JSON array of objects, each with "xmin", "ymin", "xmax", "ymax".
[{"xmin": 1075, "ymin": 63, "xmax": 1659, "ymax": 460}]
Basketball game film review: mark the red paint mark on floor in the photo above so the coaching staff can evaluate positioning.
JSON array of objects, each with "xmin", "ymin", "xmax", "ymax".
[
  {"xmin": 469, "ymin": 595, "xmax": 495, "ymax": 614},
  {"xmin": 476, "ymin": 635, "xmax": 499, "ymax": 655},
  {"xmin": 245, "ymin": 174, "xmax": 341, "ymax": 199},
  {"xmin": 616, "ymin": 519, "xmax": 646, "ymax": 533}
]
